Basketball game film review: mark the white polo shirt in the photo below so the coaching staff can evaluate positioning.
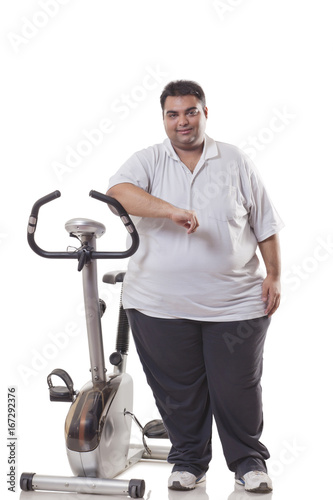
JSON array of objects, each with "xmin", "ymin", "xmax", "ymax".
[{"xmin": 108, "ymin": 134, "xmax": 284, "ymax": 321}]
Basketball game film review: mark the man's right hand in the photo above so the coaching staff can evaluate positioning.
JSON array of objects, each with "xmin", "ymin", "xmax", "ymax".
[
  {"xmin": 169, "ymin": 207, "xmax": 199, "ymax": 234},
  {"xmin": 107, "ymin": 183, "xmax": 199, "ymax": 234}
]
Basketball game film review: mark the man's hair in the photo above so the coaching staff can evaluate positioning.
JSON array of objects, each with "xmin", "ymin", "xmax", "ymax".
[{"xmin": 160, "ymin": 80, "xmax": 206, "ymax": 111}]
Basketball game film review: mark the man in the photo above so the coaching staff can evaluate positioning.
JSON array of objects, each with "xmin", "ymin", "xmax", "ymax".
[{"xmin": 107, "ymin": 80, "xmax": 284, "ymax": 493}]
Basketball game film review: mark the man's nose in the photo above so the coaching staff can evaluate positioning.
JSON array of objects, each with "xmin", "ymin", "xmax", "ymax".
[{"xmin": 178, "ymin": 114, "xmax": 189, "ymax": 126}]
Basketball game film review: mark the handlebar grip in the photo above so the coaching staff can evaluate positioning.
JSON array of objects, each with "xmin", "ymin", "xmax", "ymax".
[
  {"xmin": 30, "ymin": 190, "xmax": 61, "ymax": 218},
  {"xmin": 28, "ymin": 190, "xmax": 61, "ymax": 236},
  {"xmin": 89, "ymin": 190, "xmax": 139, "ymax": 258},
  {"xmin": 27, "ymin": 190, "xmax": 76, "ymax": 259},
  {"xmin": 89, "ymin": 190, "xmax": 126, "ymax": 216}
]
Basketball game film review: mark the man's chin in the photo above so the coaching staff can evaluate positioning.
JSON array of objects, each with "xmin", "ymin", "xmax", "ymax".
[
  {"xmin": 174, "ymin": 134, "xmax": 197, "ymax": 145},
  {"xmin": 176, "ymin": 135, "xmax": 203, "ymax": 148}
]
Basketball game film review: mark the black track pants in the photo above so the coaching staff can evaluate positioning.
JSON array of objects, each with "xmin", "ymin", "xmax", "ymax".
[{"xmin": 126, "ymin": 309, "xmax": 271, "ymax": 478}]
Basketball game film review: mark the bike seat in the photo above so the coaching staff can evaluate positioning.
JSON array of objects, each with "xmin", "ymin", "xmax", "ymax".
[{"xmin": 102, "ymin": 270, "xmax": 126, "ymax": 284}]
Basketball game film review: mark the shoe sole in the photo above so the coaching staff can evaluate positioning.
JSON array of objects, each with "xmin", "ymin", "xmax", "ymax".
[
  {"xmin": 246, "ymin": 482, "xmax": 273, "ymax": 493},
  {"xmin": 169, "ymin": 482, "xmax": 195, "ymax": 491},
  {"xmin": 168, "ymin": 475, "xmax": 206, "ymax": 491}
]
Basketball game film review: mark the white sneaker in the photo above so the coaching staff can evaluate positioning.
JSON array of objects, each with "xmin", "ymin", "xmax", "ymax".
[
  {"xmin": 236, "ymin": 471, "xmax": 273, "ymax": 493},
  {"xmin": 168, "ymin": 471, "xmax": 206, "ymax": 490}
]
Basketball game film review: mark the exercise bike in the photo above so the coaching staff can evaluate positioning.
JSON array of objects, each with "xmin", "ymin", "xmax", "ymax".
[{"xmin": 20, "ymin": 190, "xmax": 170, "ymax": 498}]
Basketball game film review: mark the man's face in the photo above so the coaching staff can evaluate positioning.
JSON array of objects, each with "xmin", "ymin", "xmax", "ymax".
[{"xmin": 163, "ymin": 95, "xmax": 208, "ymax": 151}]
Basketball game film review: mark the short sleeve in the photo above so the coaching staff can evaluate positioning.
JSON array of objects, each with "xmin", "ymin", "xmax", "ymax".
[
  {"xmin": 241, "ymin": 154, "xmax": 285, "ymax": 242},
  {"xmin": 108, "ymin": 150, "xmax": 152, "ymax": 192}
]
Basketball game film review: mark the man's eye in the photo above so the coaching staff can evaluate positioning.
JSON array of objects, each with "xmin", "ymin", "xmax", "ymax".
[{"xmin": 187, "ymin": 110, "xmax": 199, "ymax": 116}]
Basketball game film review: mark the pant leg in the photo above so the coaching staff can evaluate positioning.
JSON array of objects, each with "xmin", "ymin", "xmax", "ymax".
[
  {"xmin": 126, "ymin": 309, "xmax": 212, "ymax": 477},
  {"xmin": 202, "ymin": 316, "xmax": 271, "ymax": 477}
]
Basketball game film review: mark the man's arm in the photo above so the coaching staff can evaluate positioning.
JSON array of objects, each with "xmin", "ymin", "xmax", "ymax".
[
  {"xmin": 258, "ymin": 233, "xmax": 281, "ymax": 317},
  {"xmin": 107, "ymin": 183, "xmax": 199, "ymax": 234}
]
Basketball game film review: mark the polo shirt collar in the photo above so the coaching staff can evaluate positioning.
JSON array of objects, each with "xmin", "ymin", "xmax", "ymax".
[{"xmin": 163, "ymin": 134, "xmax": 218, "ymax": 161}]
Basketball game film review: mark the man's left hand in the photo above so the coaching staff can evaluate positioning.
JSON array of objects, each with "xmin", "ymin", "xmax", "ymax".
[{"xmin": 262, "ymin": 275, "xmax": 281, "ymax": 317}]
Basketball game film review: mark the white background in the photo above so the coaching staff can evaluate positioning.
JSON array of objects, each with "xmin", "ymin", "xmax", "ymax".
[{"xmin": 1, "ymin": 1, "xmax": 332, "ymax": 499}]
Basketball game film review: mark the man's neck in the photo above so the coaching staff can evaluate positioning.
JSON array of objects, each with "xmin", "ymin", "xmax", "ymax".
[
  {"xmin": 172, "ymin": 141, "xmax": 204, "ymax": 172},
  {"xmin": 172, "ymin": 140, "xmax": 204, "ymax": 157}
]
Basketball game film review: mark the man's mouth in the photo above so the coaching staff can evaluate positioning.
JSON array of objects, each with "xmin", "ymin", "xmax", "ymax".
[{"xmin": 177, "ymin": 128, "xmax": 193, "ymax": 135}]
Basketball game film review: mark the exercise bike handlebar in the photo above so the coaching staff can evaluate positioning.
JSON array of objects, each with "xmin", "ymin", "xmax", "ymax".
[{"xmin": 27, "ymin": 190, "xmax": 139, "ymax": 260}]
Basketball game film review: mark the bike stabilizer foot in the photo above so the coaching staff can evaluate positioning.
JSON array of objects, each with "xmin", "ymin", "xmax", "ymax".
[{"xmin": 20, "ymin": 473, "xmax": 145, "ymax": 498}]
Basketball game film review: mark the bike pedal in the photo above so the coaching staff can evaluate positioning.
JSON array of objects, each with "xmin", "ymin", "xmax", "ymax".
[
  {"xmin": 143, "ymin": 419, "xmax": 168, "ymax": 439},
  {"xmin": 47, "ymin": 369, "xmax": 75, "ymax": 402}
]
